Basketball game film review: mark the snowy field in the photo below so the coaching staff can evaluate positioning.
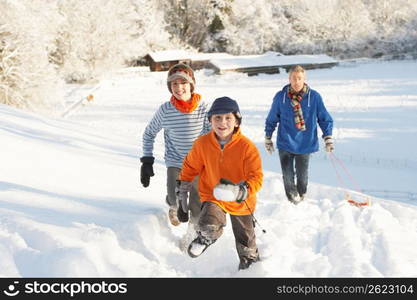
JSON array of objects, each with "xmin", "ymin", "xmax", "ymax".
[{"xmin": 1, "ymin": 59, "xmax": 417, "ymax": 277}]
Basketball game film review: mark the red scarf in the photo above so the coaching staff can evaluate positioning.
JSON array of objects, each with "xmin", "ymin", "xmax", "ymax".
[{"xmin": 170, "ymin": 93, "xmax": 201, "ymax": 113}]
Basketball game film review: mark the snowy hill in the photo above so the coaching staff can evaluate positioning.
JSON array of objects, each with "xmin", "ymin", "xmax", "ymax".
[{"xmin": 1, "ymin": 60, "xmax": 417, "ymax": 277}]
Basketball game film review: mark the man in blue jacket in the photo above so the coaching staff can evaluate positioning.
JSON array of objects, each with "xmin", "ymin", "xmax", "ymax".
[{"xmin": 264, "ymin": 65, "xmax": 334, "ymax": 204}]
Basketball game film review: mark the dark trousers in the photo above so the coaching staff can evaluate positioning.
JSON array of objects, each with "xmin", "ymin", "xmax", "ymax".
[
  {"xmin": 198, "ymin": 202, "xmax": 258, "ymax": 260},
  {"xmin": 278, "ymin": 149, "xmax": 310, "ymax": 201},
  {"xmin": 166, "ymin": 167, "xmax": 201, "ymax": 224}
]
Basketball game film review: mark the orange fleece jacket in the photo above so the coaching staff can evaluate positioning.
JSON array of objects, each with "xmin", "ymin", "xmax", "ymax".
[{"xmin": 179, "ymin": 128, "xmax": 263, "ymax": 215}]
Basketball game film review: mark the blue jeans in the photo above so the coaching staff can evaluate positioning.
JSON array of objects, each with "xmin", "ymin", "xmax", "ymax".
[{"xmin": 278, "ymin": 149, "xmax": 310, "ymax": 201}]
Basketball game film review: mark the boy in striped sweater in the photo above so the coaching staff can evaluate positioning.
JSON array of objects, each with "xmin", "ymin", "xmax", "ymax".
[{"xmin": 140, "ymin": 64, "xmax": 210, "ymax": 226}]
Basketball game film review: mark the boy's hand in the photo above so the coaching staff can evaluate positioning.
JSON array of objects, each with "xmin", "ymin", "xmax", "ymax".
[
  {"xmin": 176, "ymin": 180, "xmax": 192, "ymax": 214},
  {"xmin": 140, "ymin": 157, "xmax": 155, "ymax": 187},
  {"xmin": 213, "ymin": 178, "xmax": 248, "ymax": 203}
]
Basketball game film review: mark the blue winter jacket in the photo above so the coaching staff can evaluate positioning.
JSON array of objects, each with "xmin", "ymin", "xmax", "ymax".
[{"xmin": 265, "ymin": 84, "xmax": 333, "ymax": 154}]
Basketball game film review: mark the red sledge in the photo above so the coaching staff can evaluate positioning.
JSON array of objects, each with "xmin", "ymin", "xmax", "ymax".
[
  {"xmin": 329, "ymin": 153, "xmax": 371, "ymax": 208},
  {"xmin": 344, "ymin": 192, "xmax": 371, "ymax": 208}
]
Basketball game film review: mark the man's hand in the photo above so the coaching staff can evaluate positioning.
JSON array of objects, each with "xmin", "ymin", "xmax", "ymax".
[
  {"xmin": 324, "ymin": 136, "xmax": 334, "ymax": 153},
  {"xmin": 265, "ymin": 136, "xmax": 275, "ymax": 154}
]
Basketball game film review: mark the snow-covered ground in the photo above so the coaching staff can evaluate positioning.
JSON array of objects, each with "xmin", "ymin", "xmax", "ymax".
[{"xmin": 1, "ymin": 59, "xmax": 417, "ymax": 277}]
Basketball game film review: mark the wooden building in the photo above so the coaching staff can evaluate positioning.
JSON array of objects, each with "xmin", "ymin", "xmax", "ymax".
[
  {"xmin": 144, "ymin": 50, "xmax": 191, "ymax": 72},
  {"xmin": 208, "ymin": 52, "xmax": 338, "ymax": 76},
  {"xmin": 144, "ymin": 50, "xmax": 338, "ymax": 75},
  {"xmin": 144, "ymin": 50, "xmax": 232, "ymax": 72}
]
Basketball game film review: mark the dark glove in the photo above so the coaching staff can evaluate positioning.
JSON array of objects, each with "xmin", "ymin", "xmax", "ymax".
[
  {"xmin": 176, "ymin": 180, "xmax": 192, "ymax": 223},
  {"xmin": 140, "ymin": 156, "xmax": 154, "ymax": 187},
  {"xmin": 213, "ymin": 178, "xmax": 248, "ymax": 203},
  {"xmin": 324, "ymin": 136, "xmax": 334, "ymax": 153}
]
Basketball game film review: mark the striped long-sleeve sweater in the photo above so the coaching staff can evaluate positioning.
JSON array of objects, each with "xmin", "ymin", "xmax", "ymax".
[{"xmin": 142, "ymin": 100, "xmax": 211, "ymax": 168}]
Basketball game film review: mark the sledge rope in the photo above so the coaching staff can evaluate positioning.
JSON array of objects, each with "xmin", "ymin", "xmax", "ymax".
[
  {"xmin": 328, "ymin": 152, "xmax": 371, "ymax": 207},
  {"xmin": 243, "ymin": 200, "xmax": 266, "ymax": 234}
]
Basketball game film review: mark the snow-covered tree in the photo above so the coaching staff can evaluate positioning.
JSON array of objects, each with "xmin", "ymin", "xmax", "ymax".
[
  {"xmin": 220, "ymin": 0, "xmax": 291, "ymax": 54},
  {"xmin": 364, "ymin": 0, "xmax": 417, "ymax": 56},
  {"xmin": 277, "ymin": 0, "xmax": 375, "ymax": 57},
  {"xmin": 0, "ymin": 0, "xmax": 63, "ymax": 112},
  {"xmin": 200, "ymin": 0, "xmax": 232, "ymax": 52},
  {"xmin": 163, "ymin": 0, "xmax": 216, "ymax": 50},
  {"xmin": 54, "ymin": 0, "xmax": 146, "ymax": 83},
  {"xmin": 130, "ymin": 0, "xmax": 173, "ymax": 55}
]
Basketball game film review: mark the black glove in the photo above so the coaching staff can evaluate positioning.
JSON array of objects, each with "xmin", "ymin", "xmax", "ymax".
[
  {"xmin": 213, "ymin": 178, "xmax": 248, "ymax": 203},
  {"xmin": 140, "ymin": 156, "xmax": 154, "ymax": 187},
  {"xmin": 176, "ymin": 180, "xmax": 192, "ymax": 223}
]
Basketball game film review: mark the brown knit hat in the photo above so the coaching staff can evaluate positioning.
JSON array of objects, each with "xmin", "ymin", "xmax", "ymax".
[{"xmin": 167, "ymin": 63, "xmax": 195, "ymax": 93}]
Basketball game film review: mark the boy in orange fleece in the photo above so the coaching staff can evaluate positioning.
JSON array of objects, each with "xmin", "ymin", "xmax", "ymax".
[{"xmin": 177, "ymin": 97, "xmax": 263, "ymax": 270}]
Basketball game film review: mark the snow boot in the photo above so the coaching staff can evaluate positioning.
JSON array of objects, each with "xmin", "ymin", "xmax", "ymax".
[
  {"xmin": 238, "ymin": 252, "xmax": 260, "ymax": 270},
  {"xmin": 179, "ymin": 221, "xmax": 198, "ymax": 252},
  {"xmin": 168, "ymin": 207, "xmax": 180, "ymax": 226},
  {"xmin": 288, "ymin": 194, "xmax": 304, "ymax": 205},
  {"xmin": 177, "ymin": 206, "xmax": 189, "ymax": 223},
  {"xmin": 187, "ymin": 234, "xmax": 213, "ymax": 258},
  {"xmin": 288, "ymin": 197, "xmax": 298, "ymax": 205}
]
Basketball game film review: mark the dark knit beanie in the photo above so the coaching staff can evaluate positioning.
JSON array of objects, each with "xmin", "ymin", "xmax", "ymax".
[
  {"xmin": 208, "ymin": 97, "xmax": 242, "ymax": 120},
  {"xmin": 167, "ymin": 63, "xmax": 195, "ymax": 93}
]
